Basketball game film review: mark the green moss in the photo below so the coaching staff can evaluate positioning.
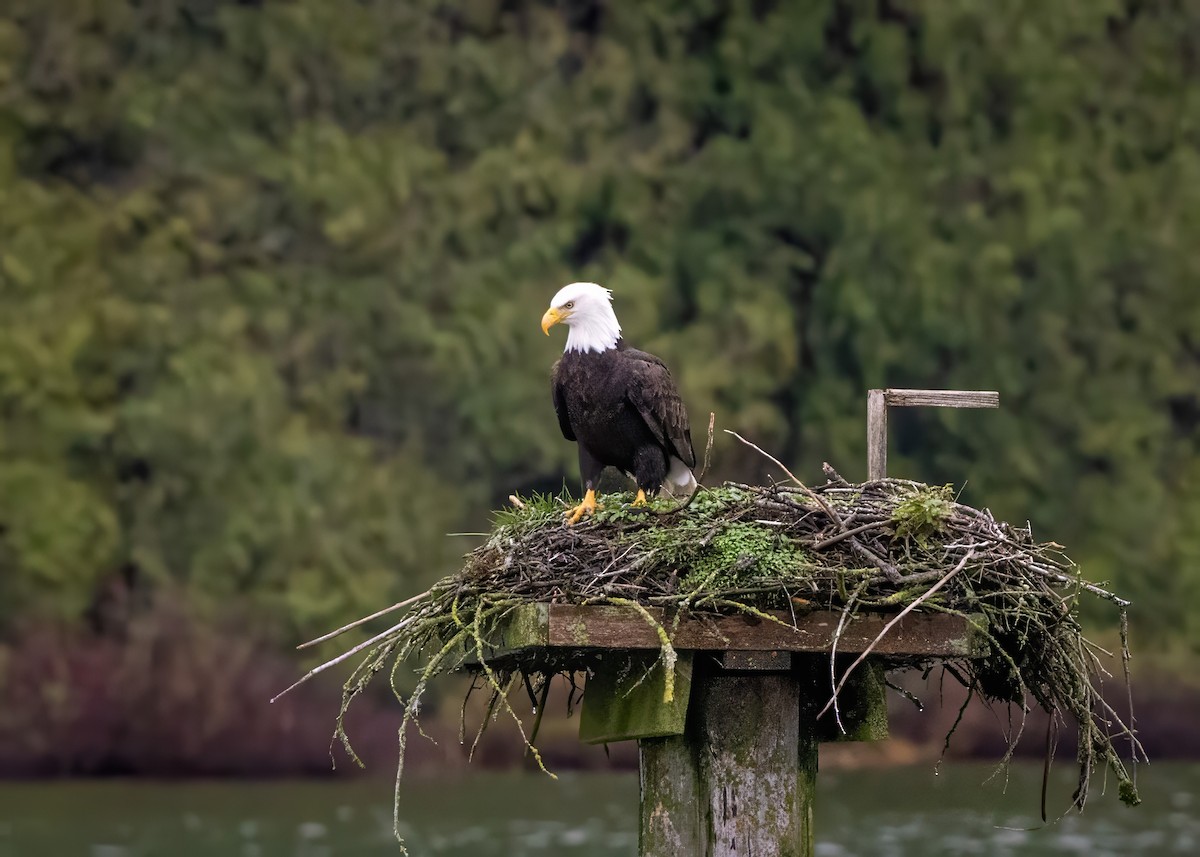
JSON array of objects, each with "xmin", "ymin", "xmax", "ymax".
[
  {"xmin": 1119, "ymin": 777, "xmax": 1142, "ymax": 807},
  {"xmin": 699, "ymin": 524, "xmax": 809, "ymax": 585},
  {"xmin": 494, "ymin": 487, "xmax": 814, "ymax": 593},
  {"xmin": 638, "ymin": 521, "xmax": 811, "ymax": 590},
  {"xmin": 567, "ymin": 617, "xmax": 589, "ymax": 646},
  {"xmin": 891, "ymin": 484, "xmax": 955, "ymax": 547}
]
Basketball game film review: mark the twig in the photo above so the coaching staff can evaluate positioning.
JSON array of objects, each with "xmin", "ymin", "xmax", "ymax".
[
  {"xmin": 525, "ymin": 677, "xmax": 553, "ymax": 758},
  {"xmin": 297, "ymin": 590, "xmax": 431, "ymax": 650},
  {"xmin": 822, "ymin": 462, "xmax": 850, "ymax": 486},
  {"xmin": 723, "ymin": 430, "xmax": 829, "ymax": 515},
  {"xmin": 274, "ymin": 613, "xmax": 420, "ymax": 702},
  {"xmin": 846, "ymin": 537, "xmax": 903, "ymax": 584},
  {"xmin": 1026, "ymin": 564, "xmax": 1131, "ymax": 607},
  {"xmin": 724, "ymin": 430, "xmax": 901, "ymax": 581},
  {"xmin": 812, "ymin": 519, "xmax": 891, "ymax": 550},
  {"xmin": 698, "ymin": 411, "xmax": 716, "ymax": 482},
  {"xmin": 827, "ymin": 585, "xmax": 864, "ymax": 734}
]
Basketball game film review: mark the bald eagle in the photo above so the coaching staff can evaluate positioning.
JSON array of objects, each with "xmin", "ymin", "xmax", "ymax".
[{"xmin": 541, "ymin": 283, "xmax": 697, "ymax": 524}]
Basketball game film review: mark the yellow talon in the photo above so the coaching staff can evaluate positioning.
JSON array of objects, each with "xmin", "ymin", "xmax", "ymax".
[
  {"xmin": 631, "ymin": 489, "xmax": 648, "ymax": 507},
  {"xmin": 566, "ymin": 489, "xmax": 601, "ymax": 525}
]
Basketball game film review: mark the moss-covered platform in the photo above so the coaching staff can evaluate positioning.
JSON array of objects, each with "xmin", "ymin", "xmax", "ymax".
[{"xmin": 285, "ymin": 469, "xmax": 1142, "ymax": 855}]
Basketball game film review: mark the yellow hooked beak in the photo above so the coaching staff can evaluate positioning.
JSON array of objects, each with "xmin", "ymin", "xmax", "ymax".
[{"xmin": 541, "ymin": 306, "xmax": 567, "ymax": 335}]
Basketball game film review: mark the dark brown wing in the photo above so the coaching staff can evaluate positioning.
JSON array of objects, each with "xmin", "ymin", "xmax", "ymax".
[
  {"xmin": 623, "ymin": 349, "xmax": 695, "ymax": 467},
  {"xmin": 551, "ymin": 359, "xmax": 575, "ymax": 441}
]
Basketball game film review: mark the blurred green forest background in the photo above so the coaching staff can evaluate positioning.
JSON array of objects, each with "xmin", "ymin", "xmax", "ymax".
[{"xmin": 0, "ymin": 0, "xmax": 1197, "ymax": 773}]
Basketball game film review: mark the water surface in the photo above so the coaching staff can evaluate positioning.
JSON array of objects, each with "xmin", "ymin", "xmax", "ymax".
[{"xmin": 0, "ymin": 763, "xmax": 1192, "ymax": 856}]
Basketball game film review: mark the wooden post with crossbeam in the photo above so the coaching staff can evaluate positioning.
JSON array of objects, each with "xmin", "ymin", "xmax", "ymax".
[{"xmin": 867, "ymin": 389, "xmax": 999, "ymax": 480}]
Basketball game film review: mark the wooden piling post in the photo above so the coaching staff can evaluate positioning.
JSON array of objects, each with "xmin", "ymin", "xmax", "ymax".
[{"xmin": 639, "ymin": 657, "xmax": 817, "ymax": 857}]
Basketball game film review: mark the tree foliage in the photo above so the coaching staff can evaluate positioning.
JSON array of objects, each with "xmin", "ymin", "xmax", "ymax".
[{"xmin": 0, "ymin": 0, "xmax": 1196, "ymax": 647}]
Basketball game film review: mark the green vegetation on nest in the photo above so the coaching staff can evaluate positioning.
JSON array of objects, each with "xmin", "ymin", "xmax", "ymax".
[
  {"xmin": 891, "ymin": 484, "xmax": 955, "ymax": 547},
  {"xmin": 501, "ymin": 487, "xmax": 814, "ymax": 590}
]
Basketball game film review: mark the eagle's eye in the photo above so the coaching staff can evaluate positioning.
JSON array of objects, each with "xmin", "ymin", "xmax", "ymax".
[{"xmin": 565, "ymin": 301, "xmax": 575, "ymax": 309}]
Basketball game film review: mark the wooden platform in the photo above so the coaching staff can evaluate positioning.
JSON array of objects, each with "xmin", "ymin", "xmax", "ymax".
[
  {"xmin": 470, "ymin": 602, "xmax": 985, "ymax": 666},
  {"xmin": 457, "ymin": 600, "xmax": 988, "ymax": 856}
]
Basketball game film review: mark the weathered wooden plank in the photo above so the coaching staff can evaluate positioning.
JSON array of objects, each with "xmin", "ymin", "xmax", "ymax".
[
  {"xmin": 579, "ymin": 652, "xmax": 694, "ymax": 744},
  {"xmin": 883, "ymin": 389, "xmax": 999, "ymax": 408},
  {"xmin": 867, "ymin": 388, "xmax": 888, "ymax": 481},
  {"xmin": 640, "ymin": 659, "xmax": 817, "ymax": 857},
  {"xmin": 499, "ymin": 602, "xmax": 549, "ymax": 648},
  {"xmin": 460, "ymin": 602, "xmax": 550, "ymax": 657},
  {"xmin": 534, "ymin": 604, "xmax": 981, "ymax": 657}
]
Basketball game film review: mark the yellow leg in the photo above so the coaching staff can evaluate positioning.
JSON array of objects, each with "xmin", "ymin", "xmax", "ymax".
[
  {"xmin": 631, "ymin": 489, "xmax": 648, "ymax": 507},
  {"xmin": 566, "ymin": 488, "xmax": 601, "ymax": 525}
]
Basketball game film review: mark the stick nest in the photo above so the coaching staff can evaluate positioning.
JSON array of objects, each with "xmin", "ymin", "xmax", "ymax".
[{"xmin": 299, "ymin": 467, "xmax": 1143, "ymax": 847}]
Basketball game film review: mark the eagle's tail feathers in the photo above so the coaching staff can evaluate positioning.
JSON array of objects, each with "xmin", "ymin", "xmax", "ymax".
[{"xmin": 666, "ymin": 457, "xmax": 698, "ymax": 497}]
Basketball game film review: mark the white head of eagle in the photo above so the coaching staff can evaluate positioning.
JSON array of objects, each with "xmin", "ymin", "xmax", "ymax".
[
  {"xmin": 540, "ymin": 282, "xmax": 622, "ymax": 354},
  {"xmin": 541, "ymin": 282, "xmax": 697, "ymax": 524}
]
